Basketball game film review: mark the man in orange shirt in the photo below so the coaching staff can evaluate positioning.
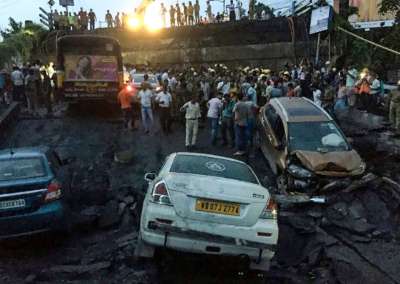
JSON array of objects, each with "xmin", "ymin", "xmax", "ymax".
[{"xmin": 118, "ymin": 84, "xmax": 134, "ymax": 129}]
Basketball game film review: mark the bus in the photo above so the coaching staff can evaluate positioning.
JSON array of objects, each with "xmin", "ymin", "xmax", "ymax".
[{"xmin": 56, "ymin": 35, "xmax": 124, "ymax": 102}]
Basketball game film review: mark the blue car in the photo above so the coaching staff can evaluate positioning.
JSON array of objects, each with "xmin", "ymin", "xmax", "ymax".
[{"xmin": 0, "ymin": 147, "xmax": 68, "ymax": 239}]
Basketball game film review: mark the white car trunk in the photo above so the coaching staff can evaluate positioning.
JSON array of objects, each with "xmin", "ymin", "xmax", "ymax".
[{"xmin": 164, "ymin": 173, "xmax": 269, "ymax": 227}]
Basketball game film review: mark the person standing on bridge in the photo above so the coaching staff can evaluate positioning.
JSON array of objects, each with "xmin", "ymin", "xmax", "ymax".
[
  {"xmin": 183, "ymin": 3, "xmax": 188, "ymax": 26},
  {"xmin": 206, "ymin": 1, "xmax": 212, "ymax": 23},
  {"xmin": 176, "ymin": 4, "xmax": 182, "ymax": 26},
  {"xmin": 88, "ymin": 9, "xmax": 96, "ymax": 30},
  {"xmin": 248, "ymin": 0, "xmax": 255, "ymax": 20},
  {"xmin": 106, "ymin": 10, "xmax": 113, "ymax": 28},
  {"xmin": 170, "ymin": 5, "xmax": 176, "ymax": 27},
  {"xmin": 115, "ymin": 12, "xmax": 121, "ymax": 28},
  {"xmin": 194, "ymin": 0, "xmax": 200, "ymax": 24},
  {"xmin": 161, "ymin": 3, "xmax": 167, "ymax": 28},
  {"xmin": 188, "ymin": 2, "xmax": 194, "ymax": 25},
  {"xmin": 229, "ymin": 0, "xmax": 236, "ymax": 21}
]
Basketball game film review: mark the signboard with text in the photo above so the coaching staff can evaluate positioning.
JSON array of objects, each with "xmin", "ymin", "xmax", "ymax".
[{"xmin": 310, "ymin": 6, "xmax": 332, "ymax": 34}]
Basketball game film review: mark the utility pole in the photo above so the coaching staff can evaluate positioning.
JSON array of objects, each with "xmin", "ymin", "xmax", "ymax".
[
  {"xmin": 48, "ymin": 0, "xmax": 55, "ymax": 30},
  {"xmin": 291, "ymin": 0, "xmax": 296, "ymax": 16}
]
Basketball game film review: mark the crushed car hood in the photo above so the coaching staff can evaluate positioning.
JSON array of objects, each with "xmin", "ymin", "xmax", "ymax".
[{"xmin": 293, "ymin": 150, "xmax": 365, "ymax": 177}]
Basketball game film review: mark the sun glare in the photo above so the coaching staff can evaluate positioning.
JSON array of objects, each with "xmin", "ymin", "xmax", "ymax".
[
  {"xmin": 144, "ymin": 2, "xmax": 163, "ymax": 32},
  {"xmin": 128, "ymin": 16, "xmax": 140, "ymax": 30}
]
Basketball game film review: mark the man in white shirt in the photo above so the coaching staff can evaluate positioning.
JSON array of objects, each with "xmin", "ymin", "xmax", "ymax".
[
  {"xmin": 180, "ymin": 95, "xmax": 201, "ymax": 149},
  {"xmin": 137, "ymin": 77, "xmax": 155, "ymax": 134},
  {"xmin": 155, "ymin": 85, "xmax": 172, "ymax": 135},
  {"xmin": 11, "ymin": 66, "xmax": 24, "ymax": 102},
  {"xmin": 369, "ymin": 72, "xmax": 381, "ymax": 111},
  {"xmin": 207, "ymin": 93, "xmax": 223, "ymax": 145},
  {"xmin": 161, "ymin": 71, "xmax": 169, "ymax": 83}
]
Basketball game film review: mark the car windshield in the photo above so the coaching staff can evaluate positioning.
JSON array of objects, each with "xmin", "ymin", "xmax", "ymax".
[
  {"xmin": 0, "ymin": 157, "xmax": 47, "ymax": 181},
  {"xmin": 288, "ymin": 121, "xmax": 350, "ymax": 152},
  {"xmin": 133, "ymin": 74, "xmax": 157, "ymax": 84},
  {"xmin": 170, "ymin": 155, "xmax": 259, "ymax": 184}
]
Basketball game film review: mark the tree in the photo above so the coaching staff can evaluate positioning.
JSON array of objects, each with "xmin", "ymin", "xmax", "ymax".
[
  {"xmin": 254, "ymin": 1, "xmax": 274, "ymax": 19},
  {"xmin": 0, "ymin": 18, "xmax": 47, "ymax": 67},
  {"xmin": 379, "ymin": 0, "xmax": 400, "ymax": 22},
  {"xmin": 0, "ymin": 17, "xmax": 23, "ymax": 39}
]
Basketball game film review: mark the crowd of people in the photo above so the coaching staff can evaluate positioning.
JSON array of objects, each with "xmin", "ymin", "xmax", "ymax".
[
  {"xmin": 1, "ymin": 58, "xmax": 399, "ymax": 153},
  {"xmin": 51, "ymin": 8, "xmax": 130, "ymax": 31},
  {"xmin": 0, "ymin": 62, "xmax": 56, "ymax": 116},
  {"xmin": 50, "ymin": 0, "xmax": 271, "ymax": 31},
  {"xmin": 117, "ymin": 61, "xmax": 400, "ymax": 155}
]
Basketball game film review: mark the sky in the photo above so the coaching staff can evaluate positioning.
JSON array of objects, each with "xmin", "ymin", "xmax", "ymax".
[{"xmin": 0, "ymin": 0, "xmax": 294, "ymax": 30}]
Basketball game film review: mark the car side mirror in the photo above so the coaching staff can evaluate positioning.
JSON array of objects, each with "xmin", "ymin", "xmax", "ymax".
[{"xmin": 144, "ymin": 172, "xmax": 156, "ymax": 182}]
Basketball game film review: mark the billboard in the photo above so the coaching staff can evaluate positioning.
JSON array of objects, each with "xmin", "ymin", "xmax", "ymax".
[
  {"xmin": 65, "ymin": 55, "xmax": 118, "ymax": 82},
  {"xmin": 310, "ymin": 6, "xmax": 332, "ymax": 34},
  {"xmin": 348, "ymin": 0, "xmax": 395, "ymax": 29}
]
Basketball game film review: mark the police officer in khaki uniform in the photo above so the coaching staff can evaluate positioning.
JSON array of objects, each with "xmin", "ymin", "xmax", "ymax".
[{"xmin": 389, "ymin": 81, "xmax": 400, "ymax": 132}]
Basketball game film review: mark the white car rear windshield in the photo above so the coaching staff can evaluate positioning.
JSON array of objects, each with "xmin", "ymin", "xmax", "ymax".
[
  {"xmin": 170, "ymin": 155, "xmax": 258, "ymax": 184},
  {"xmin": 0, "ymin": 158, "xmax": 46, "ymax": 181}
]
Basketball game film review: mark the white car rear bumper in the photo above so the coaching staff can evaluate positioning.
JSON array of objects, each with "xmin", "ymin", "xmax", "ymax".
[{"xmin": 140, "ymin": 201, "xmax": 278, "ymax": 264}]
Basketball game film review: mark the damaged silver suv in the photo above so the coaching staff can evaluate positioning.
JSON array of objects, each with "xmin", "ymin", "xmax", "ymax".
[{"xmin": 256, "ymin": 97, "xmax": 366, "ymax": 195}]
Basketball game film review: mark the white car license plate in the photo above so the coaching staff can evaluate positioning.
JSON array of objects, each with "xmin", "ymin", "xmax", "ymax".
[{"xmin": 0, "ymin": 199, "xmax": 26, "ymax": 210}]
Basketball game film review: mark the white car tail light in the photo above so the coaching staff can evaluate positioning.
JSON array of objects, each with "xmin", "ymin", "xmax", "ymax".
[
  {"xmin": 259, "ymin": 198, "xmax": 278, "ymax": 219},
  {"xmin": 44, "ymin": 180, "xmax": 62, "ymax": 203},
  {"xmin": 152, "ymin": 181, "xmax": 172, "ymax": 205}
]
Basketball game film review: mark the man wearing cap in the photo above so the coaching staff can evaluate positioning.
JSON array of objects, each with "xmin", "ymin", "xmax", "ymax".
[{"xmin": 389, "ymin": 81, "xmax": 400, "ymax": 132}]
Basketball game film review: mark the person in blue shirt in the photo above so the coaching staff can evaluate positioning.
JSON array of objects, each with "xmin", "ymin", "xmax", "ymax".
[
  {"xmin": 246, "ymin": 80, "xmax": 257, "ymax": 105},
  {"xmin": 270, "ymin": 80, "xmax": 283, "ymax": 98},
  {"xmin": 221, "ymin": 93, "xmax": 236, "ymax": 147}
]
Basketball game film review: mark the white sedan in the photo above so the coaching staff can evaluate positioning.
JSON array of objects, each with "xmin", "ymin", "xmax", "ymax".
[{"xmin": 138, "ymin": 152, "xmax": 279, "ymax": 269}]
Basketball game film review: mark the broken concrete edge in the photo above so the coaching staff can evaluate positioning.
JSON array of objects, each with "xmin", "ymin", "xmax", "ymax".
[
  {"xmin": 0, "ymin": 102, "xmax": 19, "ymax": 135},
  {"xmin": 272, "ymin": 173, "xmax": 383, "ymax": 206}
]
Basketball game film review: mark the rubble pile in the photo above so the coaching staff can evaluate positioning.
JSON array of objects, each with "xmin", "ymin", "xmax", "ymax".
[{"xmin": 273, "ymin": 174, "xmax": 400, "ymax": 283}]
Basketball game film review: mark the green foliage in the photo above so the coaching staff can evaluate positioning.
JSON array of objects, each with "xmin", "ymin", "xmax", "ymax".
[
  {"xmin": 0, "ymin": 18, "xmax": 47, "ymax": 67},
  {"xmin": 380, "ymin": 0, "xmax": 400, "ymax": 22},
  {"xmin": 0, "ymin": 17, "xmax": 23, "ymax": 39},
  {"xmin": 254, "ymin": 1, "xmax": 274, "ymax": 19}
]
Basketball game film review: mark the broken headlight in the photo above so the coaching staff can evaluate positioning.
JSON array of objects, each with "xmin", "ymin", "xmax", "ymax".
[{"xmin": 287, "ymin": 164, "xmax": 314, "ymax": 179}]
